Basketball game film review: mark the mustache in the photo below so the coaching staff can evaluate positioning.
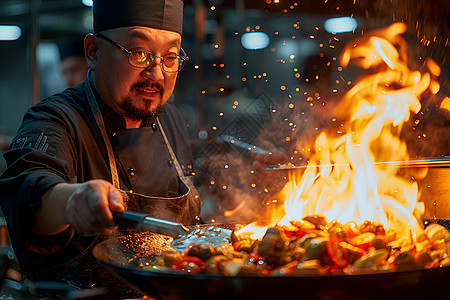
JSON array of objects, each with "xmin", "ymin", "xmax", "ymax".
[{"xmin": 132, "ymin": 82, "xmax": 164, "ymax": 95}]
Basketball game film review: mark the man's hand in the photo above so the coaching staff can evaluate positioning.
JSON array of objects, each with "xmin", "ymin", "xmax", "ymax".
[
  {"xmin": 66, "ymin": 180, "xmax": 124, "ymax": 236},
  {"xmin": 36, "ymin": 180, "xmax": 124, "ymax": 236}
]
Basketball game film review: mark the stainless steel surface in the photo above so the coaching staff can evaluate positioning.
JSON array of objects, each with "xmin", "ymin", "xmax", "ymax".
[{"xmin": 419, "ymin": 167, "xmax": 450, "ymax": 220}]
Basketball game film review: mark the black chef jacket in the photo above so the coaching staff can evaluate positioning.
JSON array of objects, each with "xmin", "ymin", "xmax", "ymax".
[{"xmin": 0, "ymin": 78, "xmax": 197, "ymax": 274}]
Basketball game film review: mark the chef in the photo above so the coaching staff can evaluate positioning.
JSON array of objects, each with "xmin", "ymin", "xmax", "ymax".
[
  {"xmin": 0, "ymin": 0, "xmax": 200, "ymax": 297},
  {"xmin": 56, "ymin": 35, "xmax": 90, "ymax": 87}
]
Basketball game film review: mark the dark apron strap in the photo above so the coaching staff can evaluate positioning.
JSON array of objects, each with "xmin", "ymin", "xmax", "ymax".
[
  {"xmin": 156, "ymin": 118, "xmax": 197, "ymax": 193},
  {"xmin": 85, "ymin": 76, "xmax": 120, "ymax": 189}
]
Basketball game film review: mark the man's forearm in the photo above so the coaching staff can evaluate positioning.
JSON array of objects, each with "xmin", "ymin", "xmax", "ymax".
[{"xmin": 33, "ymin": 183, "xmax": 81, "ymax": 235}]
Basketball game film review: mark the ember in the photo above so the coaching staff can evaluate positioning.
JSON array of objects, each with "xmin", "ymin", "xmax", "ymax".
[
  {"xmin": 238, "ymin": 22, "xmax": 440, "ymax": 242},
  {"xmin": 148, "ymin": 22, "xmax": 450, "ymax": 277}
]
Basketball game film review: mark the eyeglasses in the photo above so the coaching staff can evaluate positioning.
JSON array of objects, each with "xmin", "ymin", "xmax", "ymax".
[{"xmin": 96, "ymin": 33, "xmax": 189, "ymax": 73}]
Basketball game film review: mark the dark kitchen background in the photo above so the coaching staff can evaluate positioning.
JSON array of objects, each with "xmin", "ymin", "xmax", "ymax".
[{"xmin": 0, "ymin": 0, "xmax": 449, "ymax": 221}]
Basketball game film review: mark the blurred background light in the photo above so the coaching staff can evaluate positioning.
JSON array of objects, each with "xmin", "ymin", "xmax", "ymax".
[
  {"xmin": 241, "ymin": 32, "xmax": 270, "ymax": 50},
  {"xmin": 0, "ymin": 25, "xmax": 22, "ymax": 41},
  {"xmin": 324, "ymin": 17, "xmax": 358, "ymax": 33},
  {"xmin": 198, "ymin": 130, "xmax": 208, "ymax": 140},
  {"xmin": 82, "ymin": 10, "xmax": 93, "ymax": 31},
  {"xmin": 81, "ymin": 0, "xmax": 93, "ymax": 7},
  {"xmin": 277, "ymin": 40, "xmax": 301, "ymax": 58}
]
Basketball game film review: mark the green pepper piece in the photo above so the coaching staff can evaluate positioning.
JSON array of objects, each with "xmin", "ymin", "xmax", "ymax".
[
  {"xmin": 353, "ymin": 249, "xmax": 388, "ymax": 268},
  {"xmin": 305, "ymin": 237, "xmax": 328, "ymax": 260}
]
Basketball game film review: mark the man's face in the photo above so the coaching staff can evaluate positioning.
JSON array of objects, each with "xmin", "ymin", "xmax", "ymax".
[
  {"xmin": 61, "ymin": 56, "xmax": 88, "ymax": 87},
  {"xmin": 89, "ymin": 27, "xmax": 181, "ymax": 127}
]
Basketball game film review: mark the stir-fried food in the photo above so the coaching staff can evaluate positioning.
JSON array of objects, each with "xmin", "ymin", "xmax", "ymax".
[{"xmin": 144, "ymin": 215, "xmax": 450, "ymax": 276}]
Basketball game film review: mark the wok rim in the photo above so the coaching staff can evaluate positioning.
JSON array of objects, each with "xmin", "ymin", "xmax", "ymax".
[
  {"xmin": 93, "ymin": 254, "xmax": 450, "ymax": 280},
  {"xmin": 91, "ymin": 229, "xmax": 450, "ymax": 281}
]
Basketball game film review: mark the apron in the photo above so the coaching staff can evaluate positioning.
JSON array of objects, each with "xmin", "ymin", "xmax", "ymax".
[
  {"xmin": 24, "ymin": 78, "xmax": 201, "ymax": 299},
  {"xmin": 87, "ymin": 81, "xmax": 201, "ymax": 225}
]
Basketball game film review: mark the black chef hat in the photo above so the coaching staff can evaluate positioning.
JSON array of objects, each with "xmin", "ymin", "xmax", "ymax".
[
  {"xmin": 56, "ymin": 36, "xmax": 86, "ymax": 60},
  {"xmin": 93, "ymin": 0, "xmax": 183, "ymax": 35}
]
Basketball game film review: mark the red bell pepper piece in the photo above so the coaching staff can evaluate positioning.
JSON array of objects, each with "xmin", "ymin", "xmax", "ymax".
[
  {"xmin": 326, "ymin": 235, "xmax": 348, "ymax": 268},
  {"xmin": 170, "ymin": 256, "xmax": 207, "ymax": 274}
]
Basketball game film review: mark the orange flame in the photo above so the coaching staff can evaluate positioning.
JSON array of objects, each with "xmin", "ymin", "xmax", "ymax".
[
  {"xmin": 238, "ymin": 22, "xmax": 442, "ymax": 241},
  {"xmin": 441, "ymin": 97, "xmax": 450, "ymax": 112}
]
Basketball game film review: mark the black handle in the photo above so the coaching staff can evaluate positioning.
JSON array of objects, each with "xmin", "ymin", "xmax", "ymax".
[
  {"xmin": 113, "ymin": 211, "xmax": 146, "ymax": 229},
  {"xmin": 113, "ymin": 211, "xmax": 189, "ymax": 237}
]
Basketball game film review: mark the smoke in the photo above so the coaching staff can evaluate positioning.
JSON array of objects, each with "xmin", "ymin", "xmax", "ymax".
[{"xmin": 193, "ymin": 0, "xmax": 450, "ymax": 224}]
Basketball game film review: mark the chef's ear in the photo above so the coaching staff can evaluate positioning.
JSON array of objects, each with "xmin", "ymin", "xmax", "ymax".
[{"xmin": 85, "ymin": 33, "xmax": 100, "ymax": 70}]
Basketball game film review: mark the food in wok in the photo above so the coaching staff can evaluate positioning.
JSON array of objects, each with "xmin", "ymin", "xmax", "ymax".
[{"xmin": 140, "ymin": 215, "xmax": 450, "ymax": 276}]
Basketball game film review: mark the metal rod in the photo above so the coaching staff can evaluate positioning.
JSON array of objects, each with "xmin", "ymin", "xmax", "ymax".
[
  {"xmin": 264, "ymin": 157, "xmax": 450, "ymax": 170},
  {"xmin": 220, "ymin": 134, "xmax": 270, "ymax": 154}
]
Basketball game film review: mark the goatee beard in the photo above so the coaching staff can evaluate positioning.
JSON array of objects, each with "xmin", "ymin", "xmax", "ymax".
[{"xmin": 121, "ymin": 97, "xmax": 162, "ymax": 124}]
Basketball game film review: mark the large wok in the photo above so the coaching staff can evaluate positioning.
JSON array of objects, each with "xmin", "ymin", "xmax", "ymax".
[{"xmin": 92, "ymin": 223, "xmax": 450, "ymax": 300}]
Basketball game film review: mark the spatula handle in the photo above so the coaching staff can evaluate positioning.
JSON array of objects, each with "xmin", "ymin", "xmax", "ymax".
[
  {"xmin": 113, "ymin": 211, "xmax": 146, "ymax": 229},
  {"xmin": 113, "ymin": 211, "xmax": 190, "ymax": 237}
]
